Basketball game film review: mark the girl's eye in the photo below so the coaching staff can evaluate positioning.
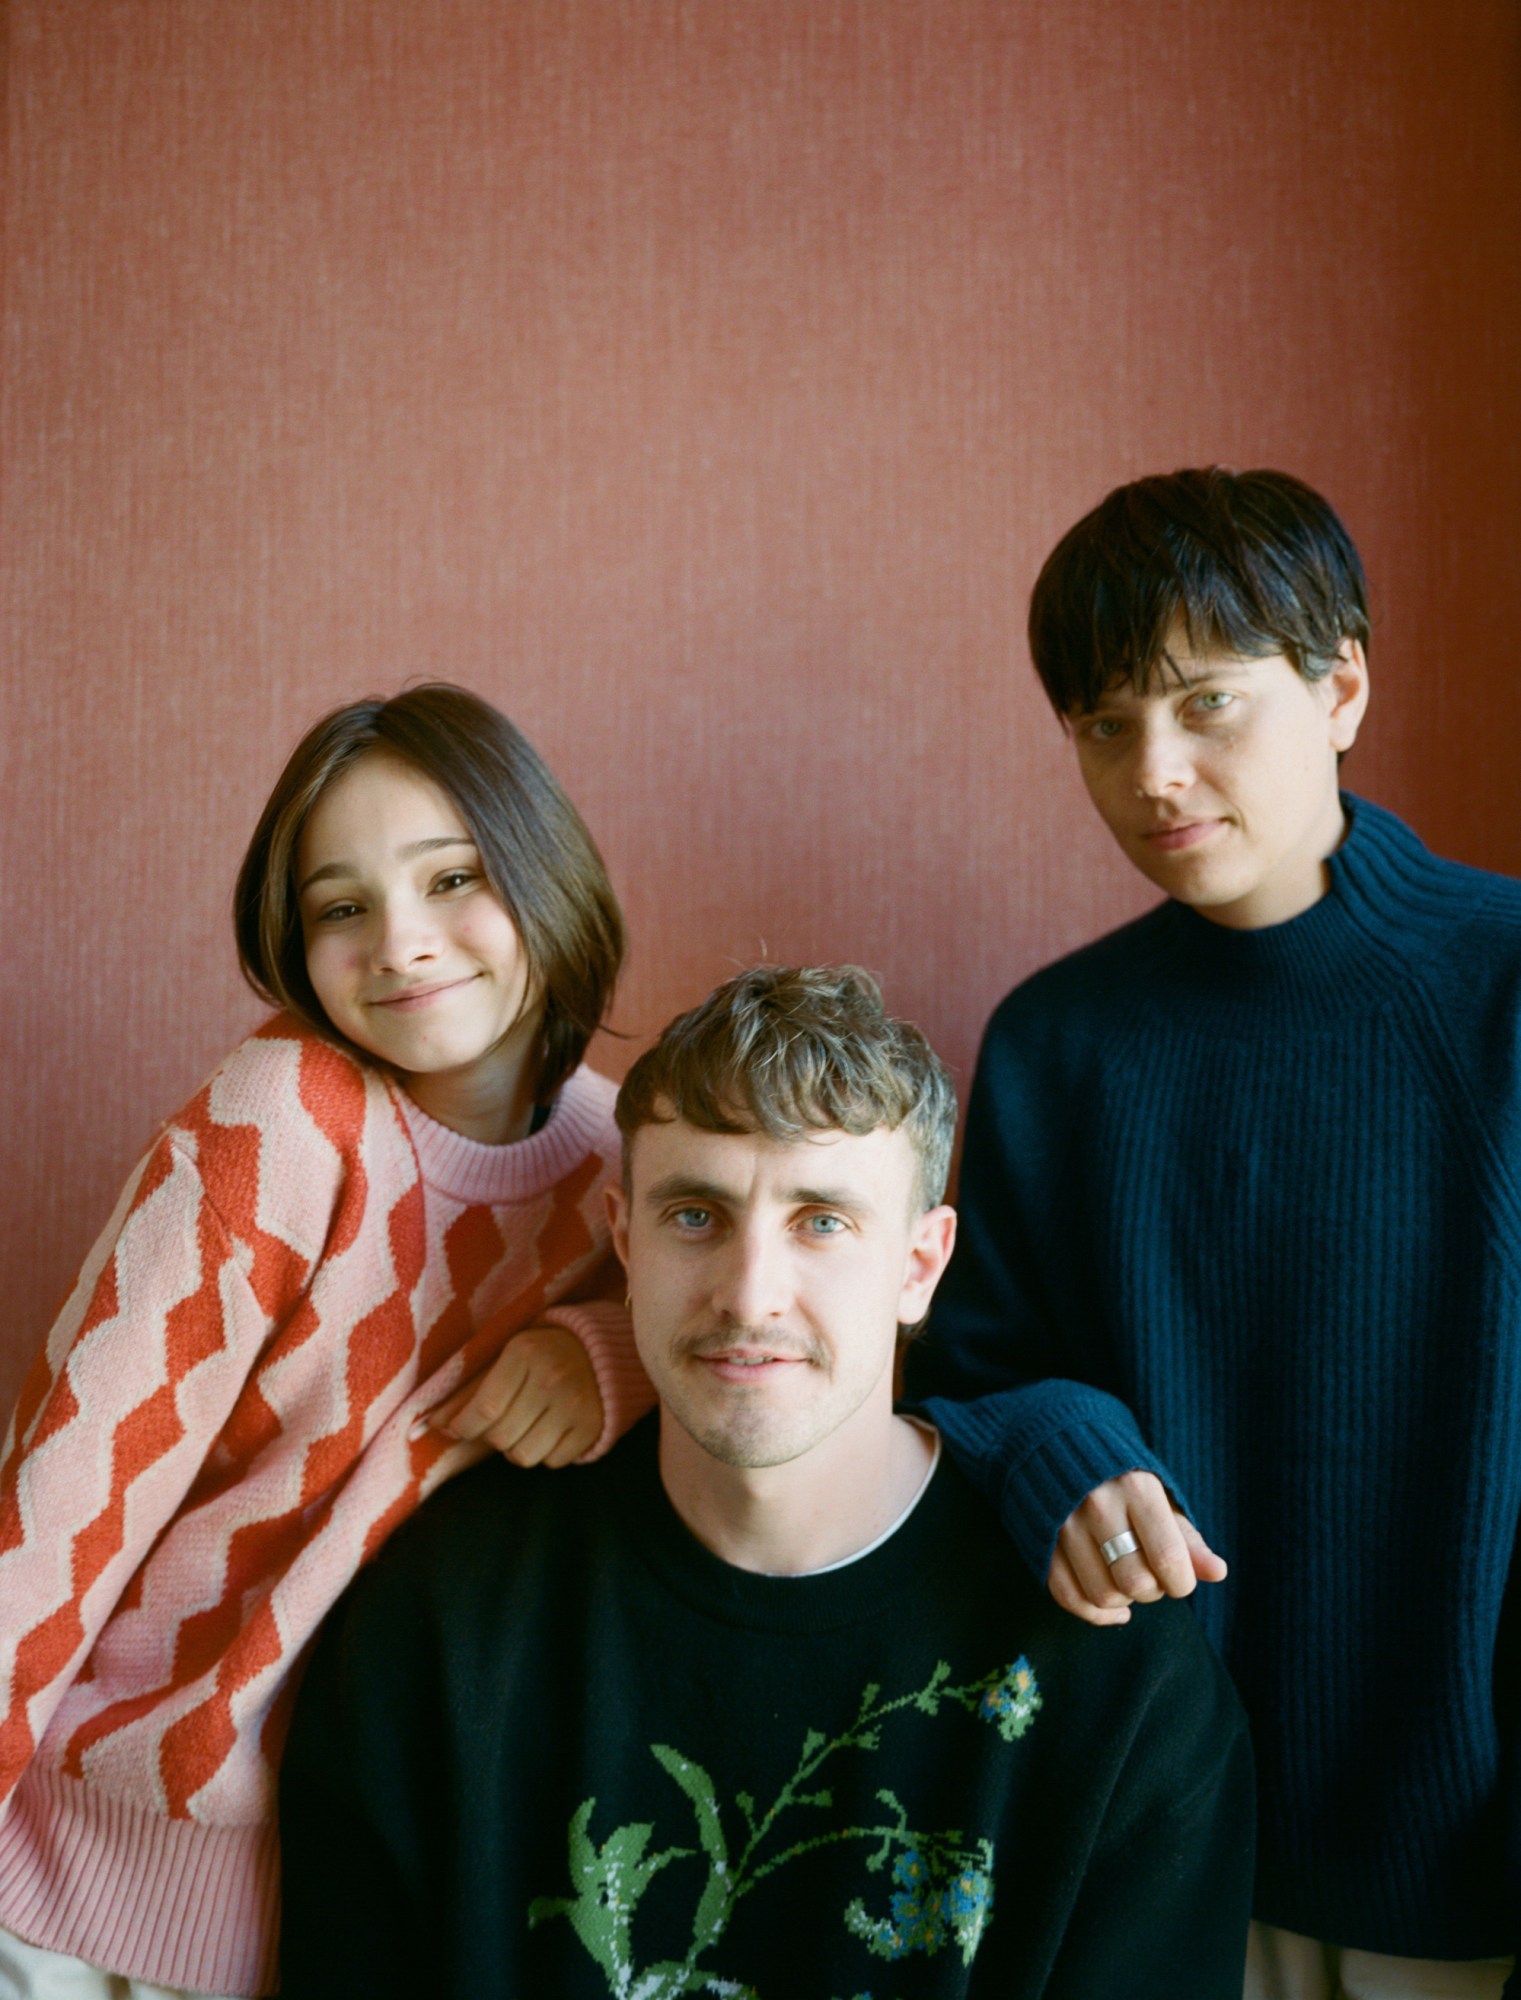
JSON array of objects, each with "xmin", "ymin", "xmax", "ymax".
[
  {"xmin": 1081, "ymin": 717, "xmax": 1123, "ymax": 742},
  {"xmin": 432, "ymin": 870, "xmax": 477, "ymax": 894},
  {"xmin": 1192, "ymin": 690, "xmax": 1235, "ymax": 715},
  {"xmin": 315, "ymin": 901, "xmax": 361, "ymax": 924}
]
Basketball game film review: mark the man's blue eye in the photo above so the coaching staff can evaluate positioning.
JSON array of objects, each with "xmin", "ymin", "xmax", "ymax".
[
  {"xmin": 806, "ymin": 1214, "xmax": 845, "ymax": 1235},
  {"xmin": 674, "ymin": 1208, "xmax": 711, "ymax": 1229}
]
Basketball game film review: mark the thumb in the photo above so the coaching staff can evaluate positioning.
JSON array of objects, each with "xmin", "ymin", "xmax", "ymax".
[{"xmin": 1177, "ymin": 1512, "xmax": 1228, "ymax": 1583}]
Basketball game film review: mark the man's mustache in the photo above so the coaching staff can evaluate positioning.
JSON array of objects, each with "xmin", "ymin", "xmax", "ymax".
[{"xmin": 673, "ymin": 1325, "xmax": 827, "ymax": 1367}]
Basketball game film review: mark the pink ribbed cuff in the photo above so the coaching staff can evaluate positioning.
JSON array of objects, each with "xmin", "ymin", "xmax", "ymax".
[
  {"xmin": 539, "ymin": 1297, "xmax": 657, "ymax": 1459},
  {"xmin": 0, "ymin": 1765, "xmax": 277, "ymax": 1996}
]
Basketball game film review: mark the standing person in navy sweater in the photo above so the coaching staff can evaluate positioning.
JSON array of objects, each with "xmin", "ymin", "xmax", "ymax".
[{"xmin": 908, "ymin": 468, "xmax": 1519, "ymax": 2000}]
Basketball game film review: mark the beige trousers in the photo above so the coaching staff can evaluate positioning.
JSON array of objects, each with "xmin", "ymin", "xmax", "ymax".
[
  {"xmin": 1246, "ymin": 1920, "xmax": 1513, "ymax": 2000},
  {"xmin": 0, "ymin": 1926, "xmax": 238, "ymax": 2000}
]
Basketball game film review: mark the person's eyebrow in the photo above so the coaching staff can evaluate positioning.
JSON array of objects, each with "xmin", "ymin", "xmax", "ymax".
[
  {"xmin": 644, "ymin": 1174, "xmax": 734, "ymax": 1210},
  {"xmin": 642, "ymin": 1173, "xmax": 872, "ymax": 1218},
  {"xmin": 783, "ymin": 1184, "xmax": 873, "ymax": 1216},
  {"xmin": 297, "ymin": 836, "xmax": 476, "ymax": 897},
  {"xmin": 1158, "ymin": 651, "xmax": 1268, "ymax": 686},
  {"xmin": 1080, "ymin": 659, "xmax": 1260, "ymax": 714}
]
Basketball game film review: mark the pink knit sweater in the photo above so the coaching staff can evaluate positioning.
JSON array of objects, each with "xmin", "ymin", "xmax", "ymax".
[{"xmin": 0, "ymin": 1017, "xmax": 653, "ymax": 1994}]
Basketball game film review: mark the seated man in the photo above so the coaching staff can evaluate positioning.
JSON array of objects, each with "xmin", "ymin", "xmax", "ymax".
[{"xmin": 278, "ymin": 965, "xmax": 1254, "ymax": 1998}]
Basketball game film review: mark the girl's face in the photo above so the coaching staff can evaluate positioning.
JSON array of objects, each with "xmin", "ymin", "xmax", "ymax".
[{"xmin": 296, "ymin": 751, "xmax": 541, "ymax": 1113}]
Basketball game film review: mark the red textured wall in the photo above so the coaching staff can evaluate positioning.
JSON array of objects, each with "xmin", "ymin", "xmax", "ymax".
[{"xmin": 4, "ymin": 0, "xmax": 1521, "ymax": 1413}]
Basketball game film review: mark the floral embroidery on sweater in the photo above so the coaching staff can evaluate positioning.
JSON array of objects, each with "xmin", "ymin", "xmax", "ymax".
[{"xmin": 528, "ymin": 1656, "xmax": 1041, "ymax": 1997}]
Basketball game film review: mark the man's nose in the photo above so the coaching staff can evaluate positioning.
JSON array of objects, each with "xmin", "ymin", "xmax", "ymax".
[{"xmin": 711, "ymin": 1227, "xmax": 791, "ymax": 1325}]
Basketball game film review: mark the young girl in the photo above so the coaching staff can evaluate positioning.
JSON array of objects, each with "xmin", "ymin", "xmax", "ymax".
[{"xmin": 0, "ymin": 685, "xmax": 654, "ymax": 1999}]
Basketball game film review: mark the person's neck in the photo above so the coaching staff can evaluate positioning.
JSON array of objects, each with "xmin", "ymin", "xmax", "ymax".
[
  {"xmin": 399, "ymin": 1034, "xmax": 540, "ymax": 1145},
  {"xmin": 1198, "ymin": 787, "xmax": 1349, "ymax": 932},
  {"xmin": 657, "ymin": 1406, "xmax": 935, "ymax": 1576}
]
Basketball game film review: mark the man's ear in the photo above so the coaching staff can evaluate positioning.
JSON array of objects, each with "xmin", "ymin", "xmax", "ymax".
[
  {"xmin": 606, "ymin": 1182, "xmax": 631, "ymax": 1272},
  {"xmin": 897, "ymin": 1205, "xmax": 957, "ymax": 1326},
  {"xmin": 1326, "ymin": 638, "xmax": 1370, "ymax": 753}
]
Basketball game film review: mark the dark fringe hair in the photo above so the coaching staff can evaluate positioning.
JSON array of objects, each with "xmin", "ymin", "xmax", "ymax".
[{"xmin": 1029, "ymin": 466, "xmax": 1370, "ymax": 715}]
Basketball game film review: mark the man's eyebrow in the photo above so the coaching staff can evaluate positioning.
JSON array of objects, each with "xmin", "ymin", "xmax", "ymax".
[
  {"xmin": 644, "ymin": 1174, "xmax": 733, "ymax": 1209},
  {"xmin": 642, "ymin": 1173, "xmax": 872, "ymax": 1216},
  {"xmin": 784, "ymin": 1184, "xmax": 873, "ymax": 1215},
  {"xmin": 297, "ymin": 837, "xmax": 476, "ymax": 897}
]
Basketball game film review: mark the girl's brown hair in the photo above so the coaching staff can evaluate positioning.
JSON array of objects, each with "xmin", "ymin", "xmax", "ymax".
[{"xmin": 234, "ymin": 684, "xmax": 625, "ymax": 1101}]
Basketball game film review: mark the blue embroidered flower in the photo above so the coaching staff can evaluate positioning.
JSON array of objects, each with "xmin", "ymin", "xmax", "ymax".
[{"xmin": 976, "ymin": 1657, "xmax": 1042, "ymax": 1740}]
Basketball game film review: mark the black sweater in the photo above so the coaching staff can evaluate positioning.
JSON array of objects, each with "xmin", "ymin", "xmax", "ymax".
[{"xmin": 280, "ymin": 1419, "xmax": 1253, "ymax": 1998}]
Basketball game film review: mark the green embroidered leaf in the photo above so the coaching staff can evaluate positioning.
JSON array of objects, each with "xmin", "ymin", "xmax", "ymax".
[
  {"xmin": 597, "ymin": 1818, "xmax": 657, "ymax": 1877},
  {"xmin": 801, "ymin": 1728, "xmax": 826, "ymax": 1760},
  {"xmin": 650, "ymin": 1744, "xmax": 729, "ymax": 1869},
  {"xmin": 566, "ymin": 1797, "xmax": 600, "ymax": 1893},
  {"xmin": 650, "ymin": 1743, "xmax": 733, "ymax": 1948},
  {"xmin": 914, "ymin": 1660, "xmax": 953, "ymax": 1713},
  {"xmin": 793, "ymin": 1789, "xmax": 833, "ymax": 1810}
]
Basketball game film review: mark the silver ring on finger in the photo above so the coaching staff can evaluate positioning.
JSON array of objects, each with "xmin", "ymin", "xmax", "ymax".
[{"xmin": 1100, "ymin": 1530, "xmax": 1139, "ymax": 1566}]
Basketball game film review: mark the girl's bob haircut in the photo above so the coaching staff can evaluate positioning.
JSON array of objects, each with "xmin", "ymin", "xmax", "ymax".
[{"xmin": 234, "ymin": 683, "xmax": 625, "ymax": 1103}]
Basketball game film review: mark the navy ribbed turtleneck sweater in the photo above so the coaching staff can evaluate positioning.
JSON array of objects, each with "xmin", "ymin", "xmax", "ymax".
[{"xmin": 910, "ymin": 796, "xmax": 1521, "ymax": 1964}]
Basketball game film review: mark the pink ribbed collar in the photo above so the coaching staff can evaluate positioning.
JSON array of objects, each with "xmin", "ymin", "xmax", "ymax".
[{"xmin": 389, "ymin": 1066, "xmax": 614, "ymax": 1206}]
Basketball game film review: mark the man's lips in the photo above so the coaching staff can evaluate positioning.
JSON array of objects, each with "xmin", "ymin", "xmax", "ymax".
[
  {"xmin": 1142, "ymin": 818, "xmax": 1225, "ymax": 853},
  {"xmin": 370, "ymin": 974, "xmax": 477, "ymax": 1011},
  {"xmin": 684, "ymin": 1340, "xmax": 819, "ymax": 1383}
]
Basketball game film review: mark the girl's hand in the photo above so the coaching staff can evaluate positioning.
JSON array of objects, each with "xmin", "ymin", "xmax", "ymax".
[{"xmin": 426, "ymin": 1325, "xmax": 603, "ymax": 1467}]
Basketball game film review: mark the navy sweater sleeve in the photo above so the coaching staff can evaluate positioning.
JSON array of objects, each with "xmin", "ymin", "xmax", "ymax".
[{"xmin": 908, "ymin": 983, "xmax": 1188, "ymax": 1584}]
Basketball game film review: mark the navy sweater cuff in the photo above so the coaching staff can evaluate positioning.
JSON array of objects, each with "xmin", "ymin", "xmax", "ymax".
[{"xmin": 916, "ymin": 1383, "xmax": 1189, "ymax": 1582}]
